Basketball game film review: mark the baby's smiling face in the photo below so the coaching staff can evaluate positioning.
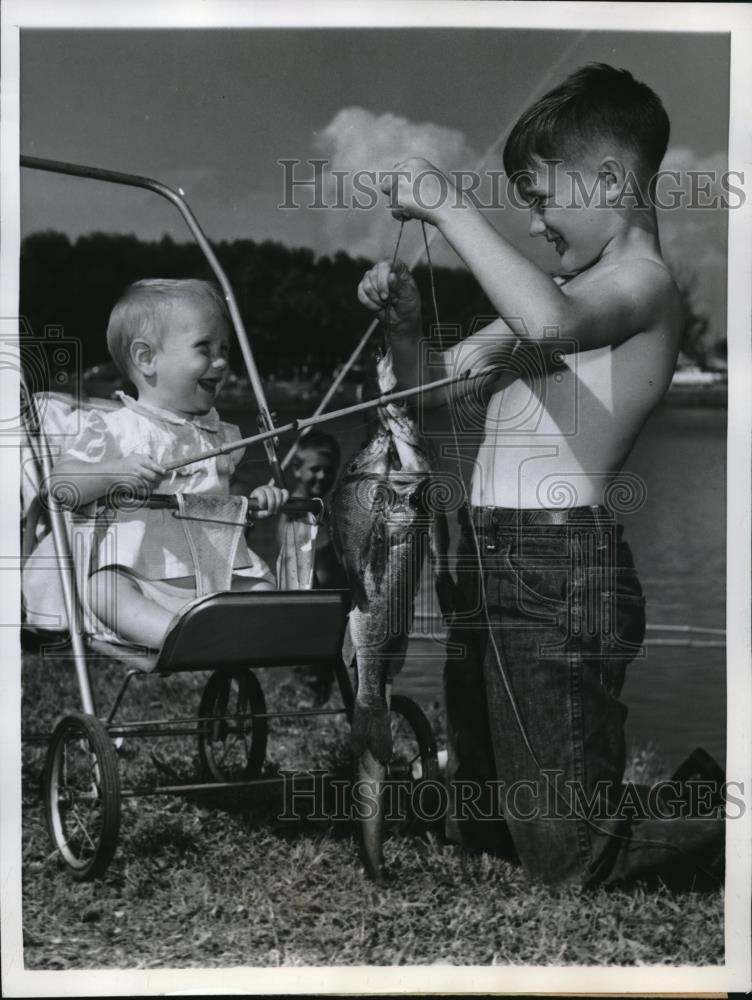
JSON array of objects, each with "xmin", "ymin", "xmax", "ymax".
[{"xmin": 150, "ymin": 299, "xmax": 231, "ymax": 417}]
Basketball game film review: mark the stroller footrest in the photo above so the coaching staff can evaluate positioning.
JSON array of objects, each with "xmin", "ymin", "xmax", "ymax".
[{"xmin": 154, "ymin": 589, "xmax": 349, "ymax": 673}]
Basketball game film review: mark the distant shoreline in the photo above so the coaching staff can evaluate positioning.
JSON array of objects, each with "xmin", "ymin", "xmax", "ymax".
[
  {"xmin": 663, "ymin": 383, "xmax": 727, "ymax": 408},
  {"xmin": 75, "ymin": 376, "xmax": 729, "ymax": 412},
  {"xmin": 244, "ymin": 379, "xmax": 730, "ymax": 411}
]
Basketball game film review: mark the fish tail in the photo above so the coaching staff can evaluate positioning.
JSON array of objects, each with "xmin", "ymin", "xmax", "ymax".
[{"xmin": 357, "ymin": 748, "xmax": 386, "ymax": 882}]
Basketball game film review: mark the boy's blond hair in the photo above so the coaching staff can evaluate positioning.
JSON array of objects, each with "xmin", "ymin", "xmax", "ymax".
[{"xmin": 106, "ymin": 278, "xmax": 230, "ymax": 377}]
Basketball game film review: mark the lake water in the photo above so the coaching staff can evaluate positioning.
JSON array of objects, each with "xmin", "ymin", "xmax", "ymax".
[{"xmin": 233, "ymin": 402, "xmax": 727, "ymax": 774}]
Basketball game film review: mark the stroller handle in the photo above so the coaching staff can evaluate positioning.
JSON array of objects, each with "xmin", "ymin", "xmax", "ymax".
[{"xmin": 146, "ymin": 493, "xmax": 325, "ymax": 521}]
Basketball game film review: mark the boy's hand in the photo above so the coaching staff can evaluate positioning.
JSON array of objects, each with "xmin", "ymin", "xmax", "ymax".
[
  {"xmin": 381, "ymin": 156, "xmax": 454, "ymax": 223},
  {"xmin": 250, "ymin": 484, "xmax": 289, "ymax": 518},
  {"xmin": 357, "ymin": 259, "xmax": 421, "ymax": 333}
]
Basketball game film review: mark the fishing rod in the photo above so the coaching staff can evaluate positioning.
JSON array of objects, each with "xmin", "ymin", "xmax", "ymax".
[{"xmin": 163, "ymin": 362, "xmax": 497, "ymax": 474}]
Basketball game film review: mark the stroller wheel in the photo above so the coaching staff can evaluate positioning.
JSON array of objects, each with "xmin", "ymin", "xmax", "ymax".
[
  {"xmin": 384, "ymin": 695, "xmax": 441, "ymax": 835},
  {"xmin": 43, "ymin": 714, "xmax": 121, "ymax": 880},
  {"xmin": 197, "ymin": 669, "xmax": 268, "ymax": 782}
]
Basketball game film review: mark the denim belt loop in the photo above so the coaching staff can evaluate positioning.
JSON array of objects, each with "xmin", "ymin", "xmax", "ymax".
[{"xmin": 485, "ymin": 506, "xmax": 499, "ymax": 552}]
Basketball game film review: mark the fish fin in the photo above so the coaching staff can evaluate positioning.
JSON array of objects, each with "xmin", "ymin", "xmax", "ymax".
[
  {"xmin": 360, "ymin": 513, "xmax": 388, "ymax": 597},
  {"xmin": 341, "ymin": 621, "xmax": 355, "ymax": 666},
  {"xmin": 351, "ymin": 702, "xmax": 393, "ymax": 764},
  {"xmin": 357, "ymin": 528, "xmax": 372, "ymax": 574},
  {"xmin": 347, "ymin": 572, "xmax": 370, "ymax": 613},
  {"xmin": 329, "ymin": 504, "xmax": 344, "ymax": 563},
  {"xmin": 331, "ymin": 505, "xmax": 370, "ymax": 611}
]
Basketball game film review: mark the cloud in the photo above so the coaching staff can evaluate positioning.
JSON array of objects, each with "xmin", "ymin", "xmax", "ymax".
[
  {"xmin": 312, "ymin": 107, "xmax": 479, "ymax": 265},
  {"xmin": 657, "ymin": 146, "xmax": 729, "ymax": 343}
]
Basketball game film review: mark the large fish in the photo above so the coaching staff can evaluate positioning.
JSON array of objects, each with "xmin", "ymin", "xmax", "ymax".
[{"xmin": 331, "ymin": 348, "xmax": 454, "ymax": 880}]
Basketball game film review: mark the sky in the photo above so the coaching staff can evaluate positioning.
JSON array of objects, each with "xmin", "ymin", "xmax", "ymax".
[
  {"xmin": 3, "ymin": 16, "xmax": 751, "ymax": 991},
  {"xmin": 19, "ymin": 25, "xmax": 731, "ymax": 339}
]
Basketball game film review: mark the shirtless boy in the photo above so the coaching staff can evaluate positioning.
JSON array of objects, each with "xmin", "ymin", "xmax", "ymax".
[{"xmin": 358, "ymin": 64, "xmax": 724, "ymax": 886}]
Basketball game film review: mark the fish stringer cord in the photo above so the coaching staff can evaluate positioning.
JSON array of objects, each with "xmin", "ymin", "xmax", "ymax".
[
  {"xmin": 417, "ymin": 222, "xmax": 722, "ymax": 880},
  {"xmin": 419, "ymin": 221, "xmax": 539, "ymax": 772},
  {"xmin": 382, "ymin": 219, "xmax": 406, "ymax": 354}
]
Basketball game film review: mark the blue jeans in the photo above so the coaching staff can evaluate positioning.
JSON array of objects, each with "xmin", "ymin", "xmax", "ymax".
[{"xmin": 444, "ymin": 506, "xmax": 725, "ymax": 887}]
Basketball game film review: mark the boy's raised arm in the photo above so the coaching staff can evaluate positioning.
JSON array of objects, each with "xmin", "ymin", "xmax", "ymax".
[
  {"xmin": 382, "ymin": 157, "xmax": 679, "ymax": 353},
  {"xmin": 440, "ymin": 204, "xmax": 678, "ymax": 351}
]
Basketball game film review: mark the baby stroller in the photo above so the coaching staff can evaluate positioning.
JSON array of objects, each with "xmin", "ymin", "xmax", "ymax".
[{"xmin": 19, "ymin": 156, "xmax": 441, "ymax": 880}]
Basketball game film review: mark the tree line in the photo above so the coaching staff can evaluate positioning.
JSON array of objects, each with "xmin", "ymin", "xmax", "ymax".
[
  {"xmin": 19, "ymin": 230, "xmax": 716, "ymax": 391},
  {"xmin": 19, "ymin": 231, "xmax": 495, "ymax": 388}
]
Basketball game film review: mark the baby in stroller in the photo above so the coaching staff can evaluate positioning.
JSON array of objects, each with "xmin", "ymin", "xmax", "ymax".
[{"xmin": 25, "ymin": 278, "xmax": 287, "ymax": 649}]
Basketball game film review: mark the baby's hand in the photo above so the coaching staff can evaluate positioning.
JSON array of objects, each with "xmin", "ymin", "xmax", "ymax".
[
  {"xmin": 358, "ymin": 259, "xmax": 421, "ymax": 331},
  {"xmin": 118, "ymin": 454, "xmax": 165, "ymax": 494},
  {"xmin": 250, "ymin": 484, "xmax": 289, "ymax": 518},
  {"xmin": 381, "ymin": 156, "xmax": 454, "ymax": 223}
]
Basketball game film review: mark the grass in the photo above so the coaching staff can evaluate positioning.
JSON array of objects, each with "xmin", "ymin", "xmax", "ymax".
[{"xmin": 20, "ymin": 647, "xmax": 724, "ymax": 969}]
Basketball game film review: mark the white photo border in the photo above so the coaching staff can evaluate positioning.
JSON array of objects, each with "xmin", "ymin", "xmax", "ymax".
[{"xmin": 2, "ymin": 1, "xmax": 750, "ymax": 995}]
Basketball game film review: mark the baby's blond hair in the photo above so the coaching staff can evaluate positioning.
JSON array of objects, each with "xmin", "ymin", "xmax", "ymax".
[{"xmin": 106, "ymin": 278, "xmax": 230, "ymax": 377}]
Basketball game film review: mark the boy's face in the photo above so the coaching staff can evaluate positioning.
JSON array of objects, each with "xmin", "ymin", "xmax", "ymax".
[
  {"xmin": 520, "ymin": 157, "xmax": 615, "ymax": 274},
  {"xmin": 293, "ymin": 447, "xmax": 337, "ymax": 498},
  {"xmin": 152, "ymin": 299, "xmax": 231, "ymax": 416}
]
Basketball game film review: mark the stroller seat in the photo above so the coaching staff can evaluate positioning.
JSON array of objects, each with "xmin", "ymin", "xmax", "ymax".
[{"xmin": 21, "ymin": 390, "xmax": 346, "ymax": 671}]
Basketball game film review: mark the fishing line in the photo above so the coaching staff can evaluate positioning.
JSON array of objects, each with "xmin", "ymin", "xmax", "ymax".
[
  {"xmin": 421, "ymin": 221, "xmax": 440, "ymax": 332},
  {"xmin": 382, "ymin": 219, "xmax": 406, "ymax": 353},
  {"xmin": 418, "ymin": 223, "xmax": 540, "ymax": 769},
  {"xmin": 413, "ymin": 223, "xmax": 722, "ymax": 882},
  {"xmin": 278, "ymin": 29, "xmax": 592, "ymax": 477},
  {"xmin": 418, "ymin": 221, "xmax": 539, "ymax": 761}
]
